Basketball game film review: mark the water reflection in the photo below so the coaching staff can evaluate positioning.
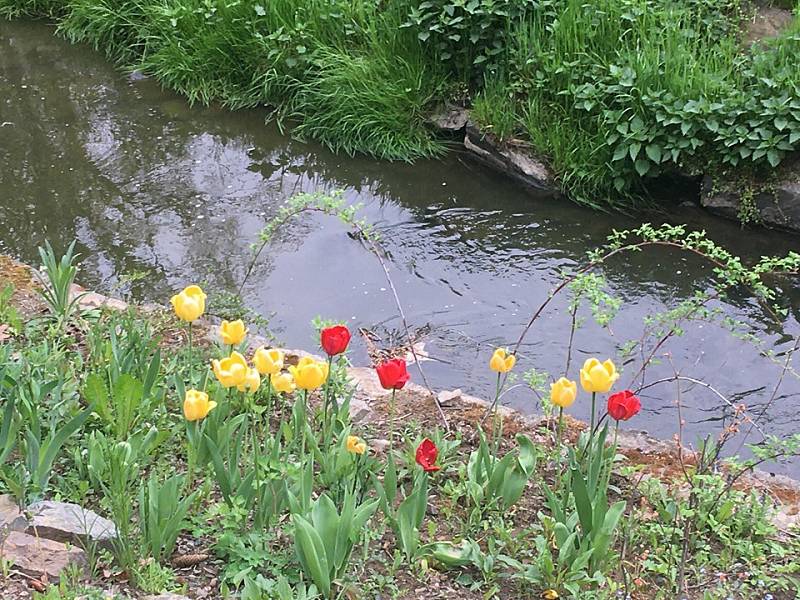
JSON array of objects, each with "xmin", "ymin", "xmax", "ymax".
[{"xmin": 1, "ymin": 20, "xmax": 799, "ymax": 473}]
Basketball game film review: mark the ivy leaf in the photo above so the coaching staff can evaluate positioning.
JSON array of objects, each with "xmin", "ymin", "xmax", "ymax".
[
  {"xmin": 766, "ymin": 149, "xmax": 781, "ymax": 167},
  {"xmin": 628, "ymin": 142, "xmax": 641, "ymax": 161},
  {"xmin": 774, "ymin": 117, "xmax": 788, "ymax": 131},
  {"xmin": 612, "ymin": 145, "xmax": 628, "ymax": 162},
  {"xmin": 634, "ymin": 159, "xmax": 651, "ymax": 176},
  {"xmin": 645, "ymin": 144, "xmax": 662, "ymax": 163}
]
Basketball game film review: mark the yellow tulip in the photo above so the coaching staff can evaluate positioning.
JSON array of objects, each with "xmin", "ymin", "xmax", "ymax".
[
  {"xmin": 211, "ymin": 351, "xmax": 248, "ymax": 388},
  {"xmin": 253, "ymin": 347, "xmax": 284, "ymax": 376},
  {"xmin": 237, "ymin": 367, "xmax": 261, "ymax": 394},
  {"xmin": 346, "ymin": 435, "xmax": 367, "ymax": 455},
  {"xmin": 579, "ymin": 358, "xmax": 619, "ymax": 393},
  {"xmin": 288, "ymin": 356, "xmax": 329, "ymax": 390},
  {"xmin": 170, "ymin": 285, "xmax": 206, "ymax": 322},
  {"xmin": 550, "ymin": 377, "xmax": 577, "ymax": 409},
  {"xmin": 489, "ymin": 348, "xmax": 516, "ymax": 373},
  {"xmin": 183, "ymin": 389, "xmax": 216, "ymax": 421},
  {"xmin": 220, "ymin": 319, "xmax": 247, "ymax": 346},
  {"xmin": 270, "ymin": 372, "xmax": 296, "ymax": 394}
]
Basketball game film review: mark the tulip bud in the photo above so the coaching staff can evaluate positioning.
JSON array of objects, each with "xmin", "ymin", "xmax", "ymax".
[{"xmin": 170, "ymin": 285, "xmax": 206, "ymax": 322}]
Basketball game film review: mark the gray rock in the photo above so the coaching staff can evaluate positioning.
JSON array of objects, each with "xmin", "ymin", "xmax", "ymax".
[
  {"xmin": 26, "ymin": 501, "xmax": 117, "ymax": 550},
  {"xmin": 0, "ymin": 494, "xmax": 27, "ymax": 533},
  {"xmin": 0, "ymin": 531, "xmax": 87, "ymax": 580},
  {"xmin": 701, "ymin": 164, "xmax": 800, "ymax": 233},
  {"xmin": 464, "ymin": 122, "xmax": 557, "ymax": 194},
  {"xmin": 428, "ymin": 104, "xmax": 470, "ymax": 133},
  {"xmin": 744, "ymin": 6, "xmax": 795, "ymax": 46}
]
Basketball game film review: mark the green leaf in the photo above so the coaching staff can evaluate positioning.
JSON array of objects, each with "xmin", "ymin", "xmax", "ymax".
[
  {"xmin": 571, "ymin": 468, "xmax": 594, "ymax": 535},
  {"xmin": 83, "ymin": 374, "xmax": 109, "ymax": 421},
  {"xmin": 767, "ymin": 149, "xmax": 781, "ymax": 167},
  {"xmin": 311, "ymin": 494, "xmax": 339, "ymax": 570},
  {"xmin": 634, "ymin": 159, "xmax": 651, "ymax": 177},
  {"xmin": 645, "ymin": 144, "xmax": 662, "ymax": 163},
  {"xmin": 293, "ymin": 515, "xmax": 331, "ymax": 598}
]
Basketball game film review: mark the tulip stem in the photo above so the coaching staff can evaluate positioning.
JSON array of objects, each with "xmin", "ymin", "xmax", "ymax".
[
  {"xmin": 301, "ymin": 390, "xmax": 309, "ymax": 458},
  {"xmin": 554, "ymin": 406, "xmax": 565, "ymax": 483},
  {"xmin": 187, "ymin": 322, "xmax": 194, "ymax": 374},
  {"xmin": 588, "ymin": 392, "xmax": 597, "ymax": 454},
  {"xmin": 251, "ymin": 415, "xmax": 261, "ymax": 531},
  {"xmin": 491, "ymin": 373, "xmax": 503, "ymax": 464},
  {"xmin": 323, "ymin": 355, "xmax": 334, "ymax": 442},
  {"xmin": 388, "ymin": 389, "xmax": 396, "ymax": 452},
  {"xmin": 184, "ymin": 421, "xmax": 197, "ymax": 496}
]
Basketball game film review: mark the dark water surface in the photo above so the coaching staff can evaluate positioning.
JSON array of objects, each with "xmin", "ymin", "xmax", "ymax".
[{"xmin": 2, "ymin": 21, "xmax": 799, "ymax": 472}]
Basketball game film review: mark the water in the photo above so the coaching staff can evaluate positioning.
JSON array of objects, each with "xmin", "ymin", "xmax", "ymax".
[{"xmin": 2, "ymin": 21, "xmax": 800, "ymax": 473}]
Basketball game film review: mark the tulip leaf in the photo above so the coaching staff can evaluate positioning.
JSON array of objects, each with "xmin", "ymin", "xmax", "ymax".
[
  {"xmin": 516, "ymin": 434, "xmax": 538, "ymax": 476},
  {"xmin": 311, "ymin": 494, "xmax": 339, "ymax": 572},
  {"xmin": 571, "ymin": 467, "xmax": 594, "ymax": 536},
  {"xmin": 293, "ymin": 514, "xmax": 331, "ymax": 598}
]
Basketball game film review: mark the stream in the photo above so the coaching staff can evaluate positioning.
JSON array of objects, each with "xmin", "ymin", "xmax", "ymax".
[{"xmin": 2, "ymin": 20, "xmax": 800, "ymax": 473}]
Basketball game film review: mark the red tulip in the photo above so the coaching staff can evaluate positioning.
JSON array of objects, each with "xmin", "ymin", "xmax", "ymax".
[
  {"xmin": 375, "ymin": 358, "xmax": 410, "ymax": 390},
  {"xmin": 415, "ymin": 438, "xmax": 440, "ymax": 472},
  {"xmin": 607, "ymin": 390, "xmax": 641, "ymax": 421},
  {"xmin": 320, "ymin": 325, "xmax": 351, "ymax": 356}
]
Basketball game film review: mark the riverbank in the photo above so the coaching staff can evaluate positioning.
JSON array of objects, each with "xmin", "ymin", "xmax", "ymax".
[
  {"xmin": 2, "ymin": 251, "xmax": 800, "ymax": 599},
  {"xmin": 1, "ymin": 0, "xmax": 799, "ymax": 223}
]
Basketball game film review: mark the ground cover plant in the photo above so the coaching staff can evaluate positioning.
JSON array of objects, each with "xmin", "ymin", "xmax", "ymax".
[
  {"xmin": 1, "ymin": 194, "xmax": 800, "ymax": 598},
  {"xmin": 1, "ymin": 0, "xmax": 799, "ymax": 207}
]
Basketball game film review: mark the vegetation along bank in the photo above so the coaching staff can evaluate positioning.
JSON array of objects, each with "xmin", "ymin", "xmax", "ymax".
[{"xmin": 2, "ymin": 0, "xmax": 800, "ymax": 228}]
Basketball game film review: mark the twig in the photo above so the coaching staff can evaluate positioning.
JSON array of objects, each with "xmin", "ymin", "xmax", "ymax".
[
  {"xmin": 636, "ymin": 374, "xmax": 768, "ymax": 441},
  {"xmin": 734, "ymin": 333, "xmax": 800, "ymax": 455},
  {"xmin": 363, "ymin": 236, "xmax": 450, "ymax": 430}
]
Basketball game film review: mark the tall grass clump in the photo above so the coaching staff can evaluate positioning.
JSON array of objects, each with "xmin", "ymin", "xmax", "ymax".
[{"xmin": 293, "ymin": 40, "xmax": 445, "ymax": 160}]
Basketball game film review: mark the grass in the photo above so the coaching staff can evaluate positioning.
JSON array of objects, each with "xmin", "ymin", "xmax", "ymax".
[{"xmin": 2, "ymin": 0, "xmax": 800, "ymax": 207}]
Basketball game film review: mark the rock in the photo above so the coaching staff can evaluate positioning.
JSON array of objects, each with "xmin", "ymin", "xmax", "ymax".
[
  {"xmin": 428, "ymin": 104, "xmax": 470, "ymax": 134},
  {"xmin": 744, "ymin": 5, "xmax": 795, "ymax": 46},
  {"xmin": 464, "ymin": 122, "xmax": 557, "ymax": 194},
  {"xmin": 701, "ymin": 167, "xmax": 800, "ymax": 233},
  {"xmin": 143, "ymin": 594, "xmax": 190, "ymax": 600},
  {"xmin": 0, "ymin": 531, "xmax": 87, "ymax": 580},
  {"xmin": 69, "ymin": 284, "xmax": 129, "ymax": 311},
  {"xmin": 370, "ymin": 438, "xmax": 391, "ymax": 455},
  {"xmin": 349, "ymin": 397, "xmax": 374, "ymax": 424},
  {"xmin": 26, "ymin": 501, "xmax": 117, "ymax": 550},
  {"xmin": 0, "ymin": 494, "xmax": 27, "ymax": 533},
  {"xmin": 437, "ymin": 389, "xmax": 463, "ymax": 406}
]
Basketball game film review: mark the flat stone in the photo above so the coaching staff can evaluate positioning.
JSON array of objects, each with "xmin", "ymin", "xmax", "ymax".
[
  {"xmin": 428, "ymin": 104, "xmax": 469, "ymax": 133},
  {"xmin": 464, "ymin": 122, "xmax": 556, "ymax": 194},
  {"xmin": 69, "ymin": 284, "xmax": 129, "ymax": 311},
  {"xmin": 437, "ymin": 389, "xmax": 463, "ymax": 406},
  {"xmin": 0, "ymin": 494, "xmax": 27, "ymax": 533},
  {"xmin": 1, "ymin": 531, "xmax": 86, "ymax": 580},
  {"xmin": 27, "ymin": 501, "xmax": 117, "ymax": 550}
]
